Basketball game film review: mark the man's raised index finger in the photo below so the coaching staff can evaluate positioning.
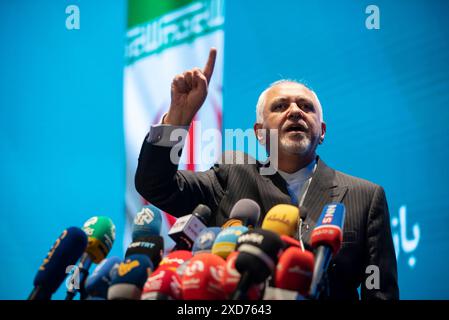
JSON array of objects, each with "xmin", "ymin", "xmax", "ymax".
[{"xmin": 203, "ymin": 48, "xmax": 217, "ymax": 83}]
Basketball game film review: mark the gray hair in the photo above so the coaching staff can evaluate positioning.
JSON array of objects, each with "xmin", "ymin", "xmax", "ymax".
[{"xmin": 255, "ymin": 79, "xmax": 324, "ymax": 123}]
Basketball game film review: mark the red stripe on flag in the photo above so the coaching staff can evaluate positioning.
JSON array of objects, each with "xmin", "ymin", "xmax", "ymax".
[{"xmin": 186, "ymin": 117, "xmax": 196, "ymax": 171}]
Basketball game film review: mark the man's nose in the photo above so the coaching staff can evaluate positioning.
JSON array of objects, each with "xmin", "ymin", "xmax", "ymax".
[{"xmin": 286, "ymin": 102, "xmax": 304, "ymax": 120}]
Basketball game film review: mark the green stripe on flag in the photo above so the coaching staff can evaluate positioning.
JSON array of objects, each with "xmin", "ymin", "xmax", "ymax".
[
  {"xmin": 127, "ymin": 0, "xmax": 196, "ymax": 28},
  {"xmin": 125, "ymin": 0, "xmax": 224, "ymax": 65}
]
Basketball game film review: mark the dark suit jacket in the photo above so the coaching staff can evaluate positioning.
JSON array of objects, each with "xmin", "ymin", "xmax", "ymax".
[{"xmin": 135, "ymin": 140, "xmax": 399, "ymax": 300}]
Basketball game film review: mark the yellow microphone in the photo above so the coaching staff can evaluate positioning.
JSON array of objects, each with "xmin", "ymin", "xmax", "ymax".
[{"xmin": 261, "ymin": 204, "xmax": 300, "ymax": 237}]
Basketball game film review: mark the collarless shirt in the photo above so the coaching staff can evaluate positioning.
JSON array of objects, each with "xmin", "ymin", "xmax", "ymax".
[{"xmin": 278, "ymin": 159, "xmax": 317, "ymax": 206}]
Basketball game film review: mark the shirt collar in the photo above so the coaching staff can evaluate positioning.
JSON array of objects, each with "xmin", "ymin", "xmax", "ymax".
[{"xmin": 278, "ymin": 158, "xmax": 317, "ymax": 184}]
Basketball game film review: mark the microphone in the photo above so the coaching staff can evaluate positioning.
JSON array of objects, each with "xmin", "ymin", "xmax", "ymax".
[
  {"xmin": 222, "ymin": 251, "xmax": 265, "ymax": 300},
  {"xmin": 132, "ymin": 205, "xmax": 163, "ymax": 240},
  {"xmin": 261, "ymin": 204, "xmax": 300, "ymax": 237},
  {"xmin": 107, "ymin": 254, "xmax": 153, "ymax": 300},
  {"xmin": 181, "ymin": 253, "xmax": 226, "ymax": 300},
  {"xmin": 275, "ymin": 247, "xmax": 314, "ymax": 296},
  {"xmin": 29, "ymin": 227, "xmax": 87, "ymax": 300},
  {"xmin": 232, "ymin": 229, "xmax": 284, "ymax": 300},
  {"xmin": 192, "ymin": 204, "xmax": 212, "ymax": 225},
  {"xmin": 141, "ymin": 268, "xmax": 182, "ymax": 300},
  {"xmin": 168, "ymin": 204, "xmax": 211, "ymax": 251},
  {"xmin": 222, "ymin": 199, "xmax": 260, "ymax": 228},
  {"xmin": 280, "ymin": 235, "xmax": 302, "ymax": 249},
  {"xmin": 65, "ymin": 216, "xmax": 116, "ymax": 300},
  {"xmin": 158, "ymin": 250, "xmax": 193, "ymax": 272},
  {"xmin": 192, "ymin": 227, "xmax": 222, "ymax": 255},
  {"xmin": 211, "ymin": 226, "xmax": 248, "ymax": 259},
  {"xmin": 85, "ymin": 256, "xmax": 122, "ymax": 300},
  {"xmin": 309, "ymin": 203, "xmax": 346, "ymax": 299},
  {"xmin": 125, "ymin": 235, "xmax": 164, "ymax": 268}
]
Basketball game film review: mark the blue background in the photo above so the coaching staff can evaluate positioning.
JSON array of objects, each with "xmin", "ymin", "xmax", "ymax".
[
  {"xmin": 1, "ymin": 0, "xmax": 449, "ymax": 299},
  {"xmin": 0, "ymin": 0, "xmax": 126, "ymax": 299}
]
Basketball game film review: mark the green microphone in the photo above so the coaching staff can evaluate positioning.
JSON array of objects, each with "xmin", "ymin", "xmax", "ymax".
[
  {"xmin": 65, "ymin": 216, "xmax": 116, "ymax": 300},
  {"xmin": 83, "ymin": 216, "xmax": 116, "ymax": 263}
]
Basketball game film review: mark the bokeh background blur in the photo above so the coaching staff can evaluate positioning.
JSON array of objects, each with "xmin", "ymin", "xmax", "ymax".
[{"xmin": 1, "ymin": 0, "xmax": 448, "ymax": 299}]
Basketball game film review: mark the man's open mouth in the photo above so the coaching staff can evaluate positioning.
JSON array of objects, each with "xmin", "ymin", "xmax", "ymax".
[{"xmin": 284, "ymin": 123, "xmax": 307, "ymax": 133}]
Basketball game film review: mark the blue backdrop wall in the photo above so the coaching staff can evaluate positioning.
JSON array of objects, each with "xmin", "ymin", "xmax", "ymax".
[
  {"xmin": 0, "ymin": 0, "xmax": 126, "ymax": 299},
  {"xmin": 1, "ymin": 0, "xmax": 448, "ymax": 299}
]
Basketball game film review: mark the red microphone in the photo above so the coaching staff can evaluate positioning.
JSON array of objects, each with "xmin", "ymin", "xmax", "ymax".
[
  {"xmin": 309, "ymin": 203, "xmax": 346, "ymax": 299},
  {"xmin": 158, "ymin": 250, "xmax": 192, "ymax": 272},
  {"xmin": 141, "ymin": 267, "xmax": 182, "ymax": 300},
  {"xmin": 222, "ymin": 251, "xmax": 264, "ymax": 300},
  {"xmin": 275, "ymin": 247, "xmax": 314, "ymax": 296},
  {"xmin": 280, "ymin": 235, "xmax": 302, "ymax": 249},
  {"xmin": 181, "ymin": 253, "xmax": 226, "ymax": 300}
]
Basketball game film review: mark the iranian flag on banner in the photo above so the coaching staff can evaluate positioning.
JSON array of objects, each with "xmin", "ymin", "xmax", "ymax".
[{"xmin": 123, "ymin": 0, "xmax": 224, "ymax": 251}]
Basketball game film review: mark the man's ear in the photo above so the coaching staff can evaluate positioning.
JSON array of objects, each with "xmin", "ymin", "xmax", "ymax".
[
  {"xmin": 254, "ymin": 123, "xmax": 265, "ymax": 145},
  {"xmin": 319, "ymin": 121, "xmax": 326, "ymax": 144}
]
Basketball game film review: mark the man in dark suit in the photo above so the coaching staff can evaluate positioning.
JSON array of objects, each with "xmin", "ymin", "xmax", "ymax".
[{"xmin": 135, "ymin": 48, "xmax": 399, "ymax": 299}]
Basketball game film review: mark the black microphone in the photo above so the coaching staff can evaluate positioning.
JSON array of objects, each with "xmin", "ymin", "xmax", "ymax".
[
  {"xmin": 222, "ymin": 199, "xmax": 261, "ymax": 228},
  {"xmin": 125, "ymin": 235, "xmax": 164, "ymax": 269},
  {"xmin": 192, "ymin": 204, "xmax": 212, "ymax": 225},
  {"xmin": 231, "ymin": 229, "xmax": 284, "ymax": 300},
  {"xmin": 168, "ymin": 204, "xmax": 211, "ymax": 251}
]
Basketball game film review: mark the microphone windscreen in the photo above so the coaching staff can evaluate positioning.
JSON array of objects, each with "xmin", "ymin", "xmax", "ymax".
[
  {"xmin": 310, "ymin": 203, "xmax": 346, "ymax": 255},
  {"xmin": 141, "ymin": 268, "xmax": 182, "ymax": 300},
  {"xmin": 126, "ymin": 235, "xmax": 164, "ymax": 268},
  {"xmin": 132, "ymin": 205, "xmax": 163, "ymax": 241},
  {"xmin": 85, "ymin": 256, "xmax": 122, "ymax": 299},
  {"xmin": 168, "ymin": 214, "xmax": 207, "ymax": 249},
  {"xmin": 192, "ymin": 227, "xmax": 222, "ymax": 255},
  {"xmin": 280, "ymin": 235, "xmax": 302, "ymax": 249},
  {"xmin": 108, "ymin": 254, "xmax": 153, "ymax": 300},
  {"xmin": 181, "ymin": 253, "xmax": 226, "ymax": 300},
  {"xmin": 192, "ymin": 204, "xmax": 212, "ymax": 225},
  {"xmin": 222, "ymin": 251, "xmax": 264, "ymax": 300},
  {"xmin": 221, "ymin": 218, "xmax": 243, "ymax": 229},
  {"xmin": 229, "ymin": 199, "xmax": 261, "ymax": 227},
  {"xmin": 159, "ymin": 250, "xmax": 193, "ymax": 271},
  {"xmin": 211, "ymin": 226, "xmax": 248, "ymax": 259},
  {"xmin": 235, "ymin": 229, "xmax": 284, "ymax": 283},
  {"xmin": 275, "ymin": 247, "xmax": 314, "ymax": 296},
  {"xmin": 33, "ymin": 227, "xmax": 88, "ymax": 296},
  {"xmin": 82, "ymin": 216, "xmax": 116, "ymax": 263},
  {"xmin": 262, "ymin": 204, "xmax": 300, "ymax": 237}
]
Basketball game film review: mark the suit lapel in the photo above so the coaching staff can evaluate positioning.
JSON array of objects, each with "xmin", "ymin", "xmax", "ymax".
[
  {"xmin": 260, "ymin": 171, "xmax": 292, "ymax": 217},
  {"xmin": 301, "ymin": 157, "xmax": 348, "ymax": 244}
]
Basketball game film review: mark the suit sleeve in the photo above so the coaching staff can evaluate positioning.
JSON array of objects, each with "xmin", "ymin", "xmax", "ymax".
[
  {"xmin": 134, "ymin": 135, "xmax": 228, "ymax": 218},
  {"xmin": 361, "ymin": 186, "xmax": 399, "ymax": 300}
]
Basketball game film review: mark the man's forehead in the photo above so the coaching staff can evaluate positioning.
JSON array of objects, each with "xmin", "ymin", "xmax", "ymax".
[{"xmin": 265, "ymin": 82, "xmax": 315, "ymax": 103}]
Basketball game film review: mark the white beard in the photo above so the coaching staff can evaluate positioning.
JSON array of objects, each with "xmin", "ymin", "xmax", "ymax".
[{"xmin": 279, "ymin": 133, "xmax": 313, "ymax": 156}]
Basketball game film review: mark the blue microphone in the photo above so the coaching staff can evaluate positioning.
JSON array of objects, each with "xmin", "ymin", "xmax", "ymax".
[
  {"xmin": 29, "ymin": 227, "xmax": 88, "ymax": 300},
  {"xmin": 107, "ymin": 254, "xmax": 153, "ymax": 300},
  {"xmin": 309, "ymin": 203, "xmax": 346, "ymax": 299},
  {"xmin": 192, "ymin": 227, "xmax": 222, "ymax": 255},
  {"xmin": 132, "ymin": 205, "xmax": 163, "ymax": 241},
  {"xmin": 212, "ymin": 226, "xmax": 249, "ymax": 259},
  {"xmin": 85, "ymin": 256, "xmax": 122, "ymax": 299}
]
